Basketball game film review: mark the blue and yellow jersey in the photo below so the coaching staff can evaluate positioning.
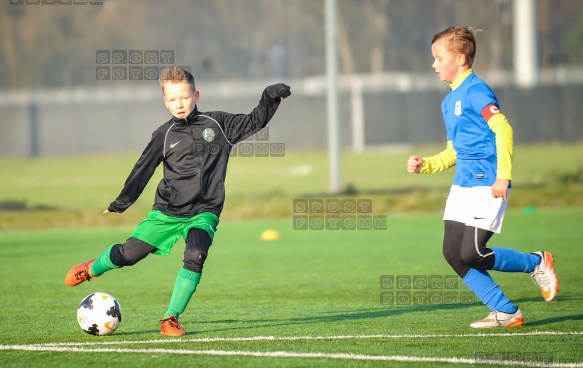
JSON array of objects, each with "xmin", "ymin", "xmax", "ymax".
[{"xmin": 420, "ymin": 70, "xmax": 513, "ymax": 187}]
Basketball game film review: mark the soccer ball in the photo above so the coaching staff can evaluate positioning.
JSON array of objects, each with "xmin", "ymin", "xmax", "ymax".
[{"xmin": 77, "ymin": 292, "xmax": 122, "ymax": 336}]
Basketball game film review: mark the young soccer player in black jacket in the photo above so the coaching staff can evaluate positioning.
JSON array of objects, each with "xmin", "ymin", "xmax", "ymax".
[{"xmin": 65, "ymin": 67, "xmax": 291, "ymax": 336}]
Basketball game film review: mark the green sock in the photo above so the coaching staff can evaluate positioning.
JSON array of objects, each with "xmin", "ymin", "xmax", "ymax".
[
  {"xmin": 90, "ymin": 244, "xmax": 120, "ymax": 276},
  {"xmin": 164, "ymin": 268, "xmax": 202, "ymax": 319}
]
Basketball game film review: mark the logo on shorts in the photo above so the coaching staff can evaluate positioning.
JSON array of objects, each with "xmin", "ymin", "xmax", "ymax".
[
  {"xmin": 476, "ymin": 173, "xmax": 485, "ymax": 179},
  {"xmin": 203, "ymin": 128, "xmax": 216, "ymax": 142},
  {"xmin": 455, "ymin": 101, "xmax": 462, "ymax": 116}
]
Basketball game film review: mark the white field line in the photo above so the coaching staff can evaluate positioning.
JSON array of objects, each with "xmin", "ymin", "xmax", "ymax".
[
  {"xmin": 0, "ymin": 345, "xmax": 582, "ymax": 367},
  {"xmin": 20, "ymin": 330, "xmax": 583, "ymax": 347}
]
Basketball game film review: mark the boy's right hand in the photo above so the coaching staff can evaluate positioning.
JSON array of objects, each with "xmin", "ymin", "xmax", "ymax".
[{"xmin": 407, "ymin": 155, "xmax": 423, "ymax": 173}]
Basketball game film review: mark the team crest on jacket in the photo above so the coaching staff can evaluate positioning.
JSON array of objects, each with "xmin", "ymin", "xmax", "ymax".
[
  {"xmin": 455, "ymin": 101, "xmax": 462, "ymax": 116},
  {"xmin": 203, "ymin": 128, "xmax": 216, "ymax": 142}
]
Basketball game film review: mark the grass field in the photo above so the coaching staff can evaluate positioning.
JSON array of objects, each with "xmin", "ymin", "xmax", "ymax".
[
  {"xmin": 1, "ymin": 208, "xmax": 582, "ymax": 367},
  {"xmin": 0, "ymin": 144, "xmax": 582, "ymax": 366}
]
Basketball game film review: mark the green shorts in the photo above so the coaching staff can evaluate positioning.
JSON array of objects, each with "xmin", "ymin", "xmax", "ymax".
[{"xmin": 130, "ymin": 210, "xmax": 219, "ymax": 256}]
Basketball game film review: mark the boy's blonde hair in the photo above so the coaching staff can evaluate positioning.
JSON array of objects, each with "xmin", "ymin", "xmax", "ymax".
[
  {"xmin": 432, "ymin": 26, "xmax": 477, "ymax": 67},
  {"xmin": 159, "ymin": 67, "xmax": 195, "ymax": 95}
]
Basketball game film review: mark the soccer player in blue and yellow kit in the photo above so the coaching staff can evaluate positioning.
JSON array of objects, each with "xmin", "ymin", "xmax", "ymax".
[{"xmin": 407, "ymin": 26, "xmax": 559, "ymax": 328}]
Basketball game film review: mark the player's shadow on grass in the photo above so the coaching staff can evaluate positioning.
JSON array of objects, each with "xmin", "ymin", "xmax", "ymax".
[
  {"xmin": 508, "ymin": 295, "xmax": 583, "ymax": 327},
  {"xmin": 191, "ymin": 303, "xmax": 476, "ymax": 335},
  {"xmin": 512, "ymin": 294, "xmax": 583, "ymax": 304},
  {"xmin": 129, "ymin": 296, "xmax": 583, "ymax": 335},
  {"xmin": 526, "ymin": 314, "xmax": 583, "ymax": 327}
]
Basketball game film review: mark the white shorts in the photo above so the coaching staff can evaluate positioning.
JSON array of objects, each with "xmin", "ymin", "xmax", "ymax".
[{"xmin": 443, "ymin": 185, "xmax": 510, "ymax": 233}]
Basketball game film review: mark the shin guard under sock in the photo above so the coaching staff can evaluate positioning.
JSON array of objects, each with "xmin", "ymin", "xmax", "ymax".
[
  {"xmin": 90, "ymin": 244, "xmax": 120, "ymax": 276},
  {"xmin": 492, "ymin": 247, "xmax": 540, "ymax": 273},
  {"xmin": 462, "ymin": 268, "xmax": 516, "ymax": 313},
  {"xmin": 164, "ymin": 268, "xmax": 202, "ymax": 319}
]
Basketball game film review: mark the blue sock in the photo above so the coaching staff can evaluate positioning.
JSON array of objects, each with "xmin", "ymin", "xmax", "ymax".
[
  {"xmin": 462, "ymin": 268, "xmax": 517, "ymax": 313},
  {"xmin": 492, "ymin": 247, "xmax": 540, "ymax": 273}
]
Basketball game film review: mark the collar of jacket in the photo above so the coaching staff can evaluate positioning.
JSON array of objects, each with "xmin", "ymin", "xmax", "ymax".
[{"xmin": 172, "ymin": 106, "xmax": 200, "ymax": 125}]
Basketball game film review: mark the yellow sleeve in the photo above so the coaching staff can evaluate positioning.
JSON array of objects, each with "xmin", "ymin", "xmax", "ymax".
[
  {"xmin": 420, "ymin": 141, "xmax": 457, "ymax": 174},
  {"xmin": 487, "ymin": 113, "xmax": 513, "ymax": 180}
]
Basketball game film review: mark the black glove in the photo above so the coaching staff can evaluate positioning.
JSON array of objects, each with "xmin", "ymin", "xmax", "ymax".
[{"xmin": 265, "ymin": 83, "xmax": 291, "ymax": 101}]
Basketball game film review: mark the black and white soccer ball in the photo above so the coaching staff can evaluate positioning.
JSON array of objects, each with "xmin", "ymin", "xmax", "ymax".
[{"xmin": 77, "ymin": 292, "xmax": 122, "ymax": 336}]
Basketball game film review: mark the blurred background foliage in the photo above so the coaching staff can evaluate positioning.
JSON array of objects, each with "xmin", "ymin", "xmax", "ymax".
[{"xmin": 1, "ymin": 0, "xmax": 582, "ymax": 90}]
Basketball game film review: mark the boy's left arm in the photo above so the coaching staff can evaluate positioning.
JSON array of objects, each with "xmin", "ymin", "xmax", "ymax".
[
  {"xmin": 222, "ymin": 83, "xmax": 291, "ymax": 144},
  {"xmin": 482, "ymin": 104, "xmax": 513, "ymax": 199}
]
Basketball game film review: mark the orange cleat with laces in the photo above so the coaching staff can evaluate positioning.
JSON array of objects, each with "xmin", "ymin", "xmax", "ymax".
[
  {"xmin": 64, "ymin": 259, "xmax": 97, "ymax": 286},
  {"xmin": 160, "ymin": 315, "xmax": 185, "ymax": 336},
  {"xmin": 530, "ymin": 251, "xmax": 559, "ymax": 302}
]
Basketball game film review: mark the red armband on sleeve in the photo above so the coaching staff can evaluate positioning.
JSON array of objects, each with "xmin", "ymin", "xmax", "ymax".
[{"xmin": 481, "ymin": 104, "xmax": 501, "ymax": 121}]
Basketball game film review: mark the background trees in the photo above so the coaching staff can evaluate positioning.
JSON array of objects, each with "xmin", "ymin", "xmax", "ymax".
[{"xmin": 0, "ymin": 0, "xmax": 581, "ymax": 90}]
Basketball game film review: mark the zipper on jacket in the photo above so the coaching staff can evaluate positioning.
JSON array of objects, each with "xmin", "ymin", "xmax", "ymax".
[{"xmin": 191, "ymin": 124, "xmax": 204, "ymax": 211}]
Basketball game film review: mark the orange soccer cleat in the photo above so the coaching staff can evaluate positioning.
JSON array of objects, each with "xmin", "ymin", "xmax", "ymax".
[
  {"xmin": 470, "ymin": 308, "xmax": 524, "ymax": 329},
  {"xmin": 64, "ymin": 259, "xmax": 97, "ymax": 286},
  {"xmin": 530, "ymin": 251, "xmax": 560, "ymax": 302},
  {"xmin": 160, "ymin": 315, "xmax": 185, "ymax": 336}
]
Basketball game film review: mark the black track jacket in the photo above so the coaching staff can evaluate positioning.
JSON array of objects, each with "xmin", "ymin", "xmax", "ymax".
[{"xmin": 107, "ymin": 83, "xmax": 290, "ymax": 218}]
